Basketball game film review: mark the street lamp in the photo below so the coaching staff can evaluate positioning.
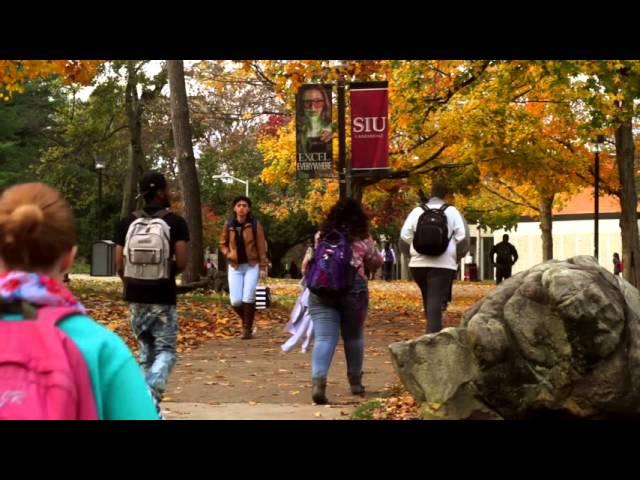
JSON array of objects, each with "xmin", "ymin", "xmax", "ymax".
[
  {"xmin": 212, "ymin": 172, "xmax": 249, "ymax": 197},
  {"xmin": 593, "ymin": 135, "xmax": 605, "ymax": 261},
  {"xmin": 95, "ymin": 155, "xmax": 106, "ymax": 240}
]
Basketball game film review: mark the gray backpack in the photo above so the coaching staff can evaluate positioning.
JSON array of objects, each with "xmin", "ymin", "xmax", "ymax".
[{"xmin": 123, "ymin": 209, "xmax": 172, "ymax": 281}]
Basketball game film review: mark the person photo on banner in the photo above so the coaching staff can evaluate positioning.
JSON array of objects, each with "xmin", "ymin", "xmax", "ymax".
[{"xmin": 297, "ymin": 85, "xmax": 332, "ymax": 154}]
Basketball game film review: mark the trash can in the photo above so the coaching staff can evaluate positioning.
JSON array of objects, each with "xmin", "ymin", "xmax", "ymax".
[
  {"xmin": 91, "ymin": 240, "xmax": 116, "ymax": 276},
  {"xmin": 464, "ymin": 263, "xmax": 478, "ymax": 281}
]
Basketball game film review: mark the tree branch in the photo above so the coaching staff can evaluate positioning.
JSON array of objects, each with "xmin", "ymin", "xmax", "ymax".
[
  {"xmin": 511, "ymin": 87, "xmax": 533, "ymax": 102},
  {"xmin": 551, "ymin": 136, "xmax": 576, "ymax": 153},
  {"xmin": 249, "ymin": 62, "xmax": 277, "ymax": 88},
  {"xmin": 512, "ymin": 99, "xmax": 571, "ymax": 105},
  {"xmin": 482, "ymin": 184, "xmax": 538, "ymax": 212},
  {"xmin": 358, "ymin": 161, "xmax": 472, "ymax": 186},
  {"xmin": 412, "ymin": 161, "xmax": 472, "ymax": 177},
  {"xmin": 491, "ymin": 177, "xmax": 537, "ymax": 206},
  {"xmin": 408, "ymin": 144, "xmax": 448, "ymax": 172},
  {"xmin": 389, "ymin": 131, "xmax": 439, "ymax": 156}
]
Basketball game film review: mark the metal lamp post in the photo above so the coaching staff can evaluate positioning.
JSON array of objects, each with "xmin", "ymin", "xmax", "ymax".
[
  {"xmin": 593, "ymin": 135, "xmax": 605, "ymax": 261},
  {"xmin": 212, "ymin": 173, "xmax": 249, "ymax": 197},
  {"xmin": 95, "ymin": 156, "xmax": 106, "ymax": 240}
]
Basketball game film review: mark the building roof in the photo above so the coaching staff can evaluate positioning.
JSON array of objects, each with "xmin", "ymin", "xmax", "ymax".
[{"xmin": 554, "ymin": 188, "xmax": 621, "ymax": 215}]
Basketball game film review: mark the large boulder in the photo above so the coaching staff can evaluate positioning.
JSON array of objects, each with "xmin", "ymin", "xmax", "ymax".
[{"xmin": 389, "ymin": 256, "xmax": 640, "ymax": 419}]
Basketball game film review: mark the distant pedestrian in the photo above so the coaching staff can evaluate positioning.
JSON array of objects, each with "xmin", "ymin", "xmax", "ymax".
[
  {"xmin": 613, "ymin": 252, "xmax": 622, "ymax": 276},
  {"xmin": 490, "ymin": 234, "xmax": 518, "ymax": 285}
]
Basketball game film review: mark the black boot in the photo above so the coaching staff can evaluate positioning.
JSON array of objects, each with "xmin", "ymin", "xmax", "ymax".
[
  {"xmin": 348, "ymin": 373, "xmax": 365, "ymax": 396},
  {"xmin": 242, "ymin": 302, "xmax": 255, "ymax": 339},
  {"xmin": 312, "ymin": 377, "xmax": 328, "ymax": 404}
]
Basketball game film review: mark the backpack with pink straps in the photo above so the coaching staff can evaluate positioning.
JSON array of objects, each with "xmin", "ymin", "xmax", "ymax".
[{"xmin": 0, "ymin": 305, "xmax": 98, "ymax": 420}]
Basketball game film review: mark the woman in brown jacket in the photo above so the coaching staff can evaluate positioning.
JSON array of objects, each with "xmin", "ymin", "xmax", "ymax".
[{"xmin": 219, "ymin": 196, "xmax": 268, "ymax": 339}]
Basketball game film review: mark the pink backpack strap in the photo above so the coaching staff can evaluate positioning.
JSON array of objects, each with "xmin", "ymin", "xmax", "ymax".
[{"xmin": 36, "ymin": 306, "xmax": 99, "ymax": 420}]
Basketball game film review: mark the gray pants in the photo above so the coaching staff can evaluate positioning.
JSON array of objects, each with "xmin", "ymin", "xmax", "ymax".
[{"xmin": 410, "ymin": 267, "xmax": 453, "ymax": 334}]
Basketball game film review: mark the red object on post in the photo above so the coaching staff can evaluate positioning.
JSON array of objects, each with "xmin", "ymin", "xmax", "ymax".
[
  {"xmin": 350, "ymin": 83, "xmax": 389, "ymax": 171},
  {"xmin": 464, "ymin": 263, "xmax": 478, "ymax": 281}
]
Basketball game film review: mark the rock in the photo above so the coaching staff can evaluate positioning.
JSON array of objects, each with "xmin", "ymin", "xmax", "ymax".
[{"xmin": 389, "ymin": 256, "xmax": 640, "ymax": 419}]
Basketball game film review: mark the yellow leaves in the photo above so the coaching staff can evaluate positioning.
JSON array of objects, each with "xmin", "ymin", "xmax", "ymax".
[
  {"xmin": 259, "ymin": 121, "xmax": 296, "ymax": 186},
  {"xmin": 0, "ymin": 60, "xmax": 102, "ymax": 99},
  {"xmin": 371, "ymin": 391, "xmax": 420, "ymax": 420}
]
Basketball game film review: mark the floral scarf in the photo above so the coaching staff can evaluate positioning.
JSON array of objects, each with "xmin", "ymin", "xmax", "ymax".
[{"xmin": 0, "ymin": 271, "xmax": 85, "ymax": 313}]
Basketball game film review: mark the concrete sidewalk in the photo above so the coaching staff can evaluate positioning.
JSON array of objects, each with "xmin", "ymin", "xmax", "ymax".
[
  {"xmin": 70, "ymin": 273, "xmax": 121, "ymax": 283},
  {"xmin": 162, "ymin": 402, "xmax": 354, "ymax": 420}
]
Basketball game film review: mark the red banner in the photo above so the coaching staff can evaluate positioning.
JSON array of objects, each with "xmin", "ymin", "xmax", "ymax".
[{"xmin": 350, "ymin": 83, "xmax": 389, "ymax": 170}]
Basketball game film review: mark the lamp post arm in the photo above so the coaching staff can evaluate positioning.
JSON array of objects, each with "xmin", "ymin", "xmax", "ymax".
[
  {"xmin": 214, "ymin": 174, "xmax": 250, "ymax": 197},
  {"xmin": 225, "ymin": 175, "xmax": 249, "ymax": 197}
]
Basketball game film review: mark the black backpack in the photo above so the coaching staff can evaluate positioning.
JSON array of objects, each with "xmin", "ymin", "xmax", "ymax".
[{"xmin": 413, "ymin": 204, "xmax": 452, "ymax": 256}]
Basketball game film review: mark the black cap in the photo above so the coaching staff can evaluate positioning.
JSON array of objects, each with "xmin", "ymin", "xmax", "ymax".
[{"xmin": 139, "ymin": 171, "xmax": 167, "ymax": 197}]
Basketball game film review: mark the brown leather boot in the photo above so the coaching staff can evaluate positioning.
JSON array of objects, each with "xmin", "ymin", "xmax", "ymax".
[
  {"xmin": 232, "ymin": 304, "xmax": 244, "ymax": 336},
  {"xmin": 232, "ymin": 305, "xmax": 244, "ymax": 319},
  {"xmin": 241, "ymin": 302, "xmax": 255, "ymax": 339}
]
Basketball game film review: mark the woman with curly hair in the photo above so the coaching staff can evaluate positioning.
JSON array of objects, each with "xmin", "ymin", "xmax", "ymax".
[{"xmin": 305, "ymin": 198, "xmax": 382, "ymax": 404}]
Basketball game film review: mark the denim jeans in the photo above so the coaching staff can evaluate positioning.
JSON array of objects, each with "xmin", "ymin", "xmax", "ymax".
[
  {"xmin": 228, "ymin": 263, "xmax": 260, "ymax": 306},
  {"xmin": 129, "ymin": 303, "xmax": 178, "ymax": 398},
  {"xmin": 309, "ymin": 276, "xmax": 368, "ymax": 379}
]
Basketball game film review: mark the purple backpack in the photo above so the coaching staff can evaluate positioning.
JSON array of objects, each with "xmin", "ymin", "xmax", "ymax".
[
  {"xmin": 306, "ymin": 230, "xmax": 354, "ymax": 296},
  {"xmin": 0, "ymin": 306, "xmax": 99, "ymax": 420}
]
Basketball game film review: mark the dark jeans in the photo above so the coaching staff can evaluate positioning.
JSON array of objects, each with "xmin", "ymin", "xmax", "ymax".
[
  {"xmin": 445, "ymin": 269, "xmax": 455, "ymax": 305},
  {"xmin": 309, "ymin": 276, "xmax": 368, "ymax": 379},
  {"xmin": 382, "ymin": 262, "xmax": 393, "ymax": 281},
  {"xmin": 495, "ymin": 264, "xmax": 512, "ymax": 284},
  {"xmin": 410, "ymin": 267, "xmax": 453, "ymax": 334}
]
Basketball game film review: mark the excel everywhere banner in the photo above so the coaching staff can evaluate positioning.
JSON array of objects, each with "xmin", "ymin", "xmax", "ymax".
[{"xmin": 295, "ymin": 84, "xmax": 334, "ymax": 178}]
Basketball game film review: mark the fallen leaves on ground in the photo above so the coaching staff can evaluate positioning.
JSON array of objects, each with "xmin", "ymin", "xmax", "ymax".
[
  {"xmin": 72, "ymin": 279, "xmax": 291, "ymax": 354},
  {"xmin": 71, "ymin": 278, "xmax": 493, "ymax": 356},
  {"xmin": 371, "ymin": 385, "xmax": 421, "ymax": 420}
]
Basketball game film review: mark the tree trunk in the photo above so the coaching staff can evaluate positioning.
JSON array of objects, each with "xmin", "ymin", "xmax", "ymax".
[
  {"xmin": 268, "ymin": 242, "xmax": 291, "ymax": 278},
  {"xmin": 539, "ymin": 194, "xmax": 554, "ymax": 261},
  {"xmin": 168, "ymin": 60, "xmax": 204, "ymax": 284},
  {"xmin": 615, "ymin": 119, "xmax": 640, "ymax": 287},
  {"xmin": 120, "ymin": 61, "xmax": 146, "ymax": 219}
]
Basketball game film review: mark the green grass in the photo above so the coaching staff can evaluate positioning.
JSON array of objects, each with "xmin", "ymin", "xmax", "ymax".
[
  {"xmin": 181, "ymin": 291, "xmax": 228, "ymax": 304},
  {"xmin": 351, "ymin": 400, "xmax": 383, "ymax": 420},
  {"xmin": 272, "ymin": 294, "xmax": 298, "ymax": 310},
  {"xmin": 70, "ymin": 281, "xmax": 123, "ymax": 301},
  {"xmin": 70, "ymin": 258, "xmax": 91, "ymax": 274}
]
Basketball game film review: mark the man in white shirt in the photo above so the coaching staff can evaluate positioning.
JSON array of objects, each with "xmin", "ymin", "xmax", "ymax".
[{"xmin": 400, "ymin": 181, "xmax": 466, "ymax": 333}]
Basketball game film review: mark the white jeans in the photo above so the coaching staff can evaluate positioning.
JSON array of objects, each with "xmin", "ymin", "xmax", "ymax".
[{"xmin": 228, "ymin": 263, "xmax": 260, "ymax": 306}]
